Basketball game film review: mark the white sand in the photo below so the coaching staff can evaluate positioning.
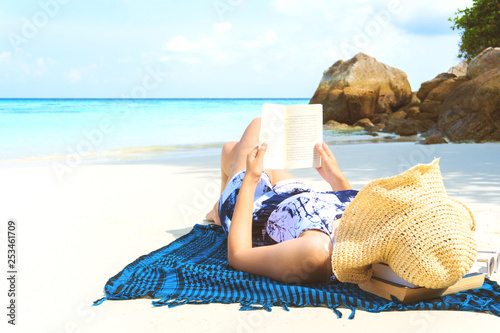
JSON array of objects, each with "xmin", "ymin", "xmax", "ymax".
[{"xmin": 1, "ymin": 142, "xmax": 499, "ymax": 333}]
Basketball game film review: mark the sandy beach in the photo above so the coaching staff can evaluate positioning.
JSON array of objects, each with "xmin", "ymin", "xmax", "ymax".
[{"xmin": 1, "ymin": 141, "xmax": 500, "ymax": 333}]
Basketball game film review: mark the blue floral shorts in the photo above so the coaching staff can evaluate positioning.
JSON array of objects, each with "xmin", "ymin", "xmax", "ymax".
[{"xmin": 219, "ymin": 170, "xmax": 358, "ymax": 247}]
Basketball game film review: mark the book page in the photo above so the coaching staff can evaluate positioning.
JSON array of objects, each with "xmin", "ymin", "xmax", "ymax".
[
  {"xmin": 283, "ymin": 104, "xmax": 323, "ymax": 169},
  {"xmin": 372, "ymin": 264, "xmax": 416, "ymax": 288},
  {"xmin": 260, "ymin": 103, "xmax": 286, "ymax": 169}
]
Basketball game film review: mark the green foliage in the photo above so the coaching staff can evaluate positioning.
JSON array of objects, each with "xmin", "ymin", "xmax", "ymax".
[{"xmin": 449, "ymin": 0, "xmax": 500, "ymax": 61}]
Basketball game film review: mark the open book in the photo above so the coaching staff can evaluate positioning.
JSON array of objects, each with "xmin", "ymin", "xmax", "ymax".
[
  {"xmin": 471, "ymin": 250, "xmax": 499, "ymax": 277},
  {"xmin": 259, "ymin": 103, "xmax": 323, "ymax": 170}
]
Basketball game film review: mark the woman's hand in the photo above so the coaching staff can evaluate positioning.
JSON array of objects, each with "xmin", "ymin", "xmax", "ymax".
[
  {"xmin": 315, "ymin": 142, "xmax": 352, "ymax": 191},
  {"xmin": 244, "ymin": 143, "xmax": 267, "ymax": 185}
]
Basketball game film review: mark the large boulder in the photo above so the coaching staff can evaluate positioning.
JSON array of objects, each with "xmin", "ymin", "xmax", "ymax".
[
  {"xmin": 467, "ymin": 47, "xmax": 500, "ymax": 79},
  {"xmin": 323, "ymin": 120, "xmax": 361, "ymax": 131},
  {"xmin": 310, "ymin": 53, "xmax": 412, "ymax": 124},
  {"xmin": 382, "ymin": 118, "xmax": 435, "ymax": 136},
  {"xmin": 438, "ymin": 68, "xmax": 500, "ymax": 142},
  {"xmin": 421, "ymin": 135, "xmax": 448, "ymax": 145},
  {"xmin": 448, "ymin": 61, "xmax": 468, "ymax": 77},
  {"xmin": 418, "ymin": 75, "xmax": 469, "ymax": 120},
  {"xmin": 416, "ymin": 73, "xmax": 457, "ymax": 101},
  {"xmin": 353, "ymin": 118, "xmax": 379, "ymax": 132},
  {"xmin": 396, "ymin": 92, "xmax": 421, "ymax": 119}
]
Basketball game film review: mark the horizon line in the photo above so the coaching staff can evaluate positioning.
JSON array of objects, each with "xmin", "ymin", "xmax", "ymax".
[{"xmin": 0, "ymin": 97, "xmax": 312, "ymax": 100}]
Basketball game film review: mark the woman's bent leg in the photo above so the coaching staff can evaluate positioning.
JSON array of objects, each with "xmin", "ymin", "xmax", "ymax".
[
  {"xmin": 206, "ymin": 117, "xmax": 297, "ymax": 224},
  {"xmin": 205, "ymin": 141, "xmax": 238, "ymax": 224},
  {"xmin": 206, "ymin": 117, "xmax": 262, "ymax": 224},
  {"xmin": 226, "ymin": 117, "xmax": 262, "ymax": 180}
]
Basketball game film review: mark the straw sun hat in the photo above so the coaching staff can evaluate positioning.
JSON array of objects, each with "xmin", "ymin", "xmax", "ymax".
[{"xmin": 331, "ymin": 159, "xmax": 477, "ymax": 289}]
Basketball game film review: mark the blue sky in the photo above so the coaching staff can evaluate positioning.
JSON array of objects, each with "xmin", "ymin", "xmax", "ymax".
[{"xmin": 0, "ymin": 0, "xmax": 473, "ymax": 98}]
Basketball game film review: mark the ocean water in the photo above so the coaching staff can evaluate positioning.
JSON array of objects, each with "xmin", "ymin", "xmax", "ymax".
[{"xmin": 0, "ymin": 98, "xmax": 403, "ymax": 164}]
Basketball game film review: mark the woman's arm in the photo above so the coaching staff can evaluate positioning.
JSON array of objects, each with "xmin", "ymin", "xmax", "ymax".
[
  {"xmin": 227, "ymin": 176, "xmax": 258, "ymax": 254},
  {"xmin": 227, "ymin": 143, "xmax": 266, "ymax": 263},
  {"xmin": 227, "ymin": 144, "xmax": 332, "ymax": 283},
  {"xmin": 315, "ymin": 142, "xmax": 352, "ymax": 191}
]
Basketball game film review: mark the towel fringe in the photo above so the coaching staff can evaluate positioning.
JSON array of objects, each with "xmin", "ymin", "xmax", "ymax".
[
  {"xmin": 332, "ymin": 307, "xmax": 342, "ymax": 319},
  {"xmin": 152, "ymin": 297, "xmax": 216, "ymax": 308},
  {"xmin": 239, "ymin": 302, "xmax": 273, "ymax": 312},
  {"xmin": 93, "ymin": 297, "xmax": 106, "ymax": 306},
  {"xmin": 152, "ymin": 297, "xmax": 185, "ymax": 307},
  {"xmin": 348, "ymin": 306, "xmax": 356, "ymax": 320}
]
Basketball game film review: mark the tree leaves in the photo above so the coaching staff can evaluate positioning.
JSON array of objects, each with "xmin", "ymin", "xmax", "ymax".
[{"xmin": 450, "ymin": 0, "xmax": 500, "ymax": 61}]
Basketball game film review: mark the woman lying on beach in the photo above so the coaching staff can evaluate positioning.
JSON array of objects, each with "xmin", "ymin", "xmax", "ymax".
[{"xmin": 205, "ymin": 117, "xmax": 358, "ymax": 284}]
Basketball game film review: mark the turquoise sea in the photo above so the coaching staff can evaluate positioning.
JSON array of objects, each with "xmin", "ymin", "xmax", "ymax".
[{"xmin": 0, "ymin": 98, "xmax": 405, "ymax": 164}]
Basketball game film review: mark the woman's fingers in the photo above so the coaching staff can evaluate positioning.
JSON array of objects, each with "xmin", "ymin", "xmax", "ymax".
[
  {"xmin": 244, "ymin": 144, "xmax": 267, "ymax": 183},
  {"xmin": 256, "ymin": 142, "xmax": 267, "ymax": 162},
  {"xmin": 246, "ymin": 143, "xmax": 267, "ymax": 174},
  {"xmin": 316, "ymin": 142, "xmax": 336, "ymax": 160},
  {"xmin": 247, "ymin": 143, "xmax": 266, "ymax": 161},
  {"xmin": 315, "ymin": 142, "xmax": 329, "ymax": 159},
  {"xmin": 321, "ymin": 141, "xmax": 334, "ymax": 157},
  {"xmin": 248, "ymin": 145, "xmax": 259, "ymax": 159}
]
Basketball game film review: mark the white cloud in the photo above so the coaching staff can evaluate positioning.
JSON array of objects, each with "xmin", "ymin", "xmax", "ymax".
[
  {"xmin": 392, "ymin": 0, "xmax": 474, "ymax": 35},
  {"xmin": 269, "ymin": 0, "xmax": 335, "ymax": 16},
  {"xmin": 213, "ymin": 22, "xmax": 232, "ymax": 33},
  {"xmin": 0, "ymin": 51, "xmax": 11, "ymax": 62},
  {"xmin": 261, "ymin": 29, "xmax": 277, "ymax": 45},
  {"xmin": 253, "ymin": 63, "xmax": 265, "ymax": 72},
  {"xmin": 33, "ymin": 58, "xmax": 55, "ymax": 77},
  {"xmin": 165, "ymin": 35, "xmax": 200, "ymax": 52},
  {"xmin": 242, "ymin": 29, "xmax": 277, "ymax": 50},
  {"xmin": 63, "ymin": 64, "xmax": 98, "ymax": 83},
  {"xmin": 162, "ymin": 26, "xmax": 279, "ymax": 66},
  {"xmin": 0, "ymin": 52, "xmax": 55, "ymax": 81},
  {"xmin": 118, "ymin": 57, "xmax": 131, "ymax": 64},
  {"xmin": 270, "ymin": 0, "xmax": 303, "ymax": 16},
  {"xmin": 180, "ymin": 57, "xmax": 202, "ymax": 64},
  {"xmin": 64, "ymin": 69, "xmax": 82, "ymax": 82},
  {"xmin": 361, "ymin": 5, "xmax": 374, "ymax": 15}
]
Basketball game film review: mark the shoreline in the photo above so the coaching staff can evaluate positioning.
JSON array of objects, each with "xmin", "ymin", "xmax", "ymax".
[
  {"xmin": 1, "ymin": 142, "xmax": 499, "ymax": 332},
  {"xmin": 0, "ymin": 133, "xmax": 444, "ymax": 168}
]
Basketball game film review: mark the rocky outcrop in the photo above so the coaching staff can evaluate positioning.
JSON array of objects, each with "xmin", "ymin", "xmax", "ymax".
[
  {"xmin": 416, "ymin": 73, "xmax": 456, "ymax": 101},
  {"xmin": 383, "ymin": 118, "xmax": 435, "ymax": 137},
  {"xmin": 394, "ymin": 92, "xmax": 420, "ymax": 119},
  {"xmin": 448, "ymin": 61, "xmax": 468, "ymax": 77},
  {"xmin": 417, "ymin": 74, "xmax": 469, "ymax": 121},
  {"xmin": 467, "ymin": 47, "xmax": 500, "ymax": 79},
  {"xmin": 310, "ymin": 53, "xmax": 412, "ymax": 124},
  {"xmin": 310, "ymin": 48, "xmax": 500, "ymax": 141},
  {"xmin": 437, "ymin": 68, "xmax": 500, "ymax": 142},
  {"xmin": 323, "ymin": 120, "xmax": 362, "ymax": 131},
  {"xmin": 421, "ymin": 135, "xmax": 448, "ymax": 145},
  {"xmin": 353, "ymin": 118, "xmax": 379, "ymax": 132}
]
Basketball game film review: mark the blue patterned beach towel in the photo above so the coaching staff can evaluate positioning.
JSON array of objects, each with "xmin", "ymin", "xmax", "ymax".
[{"xmin": 94, "ymin": 224, "xmax": 500, "ymax": 319}]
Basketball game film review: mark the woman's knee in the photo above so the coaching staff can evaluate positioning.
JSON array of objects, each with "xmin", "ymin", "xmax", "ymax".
[
  {"xmin": 239, "ymin": 117, "xmax": 261, "ymax": 147},
  {"xmin": 251, "ymin": 117, "xmax": 261, "ymax": 125},
  {"xmin": 248, "ymin": 117, "xmax": 261, "ymax": 133},
  {"xmin": 222, "ymin": 141, "xmax": 238, "ymax": 156}
]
